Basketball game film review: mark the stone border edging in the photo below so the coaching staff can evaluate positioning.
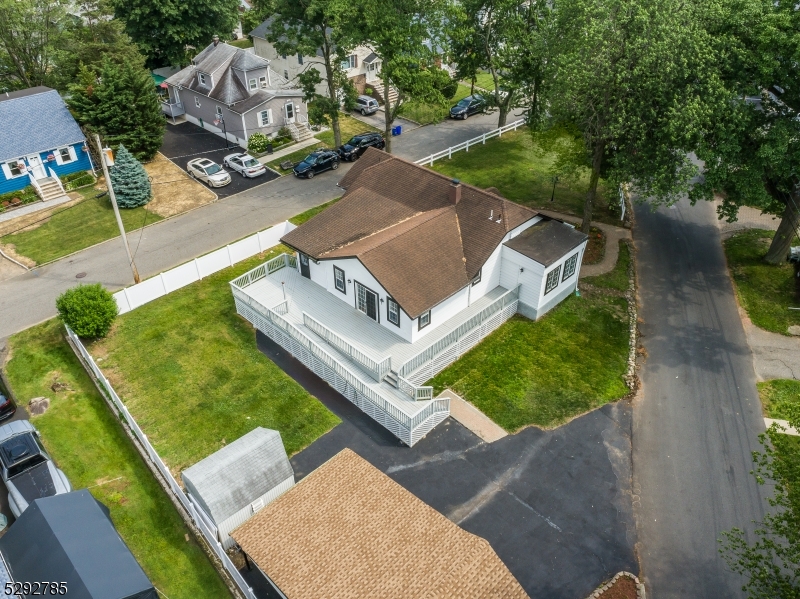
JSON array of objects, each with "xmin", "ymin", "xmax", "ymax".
[
  {"xmin": 624, "ymin": 238, "xmax": 638, "ymax": 392},
  {"xmin": 586, "ymin": 571, "xmax": 646, "ymax": 598}
]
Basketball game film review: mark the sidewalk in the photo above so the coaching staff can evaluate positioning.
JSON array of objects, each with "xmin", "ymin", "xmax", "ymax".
[
  {"xmin": 0, "ymin": 193, "xmax": 72, "ymax": 224},
  {"xmin": 257, "ymin": 137, "xmax": 320, "ymax": 166}
]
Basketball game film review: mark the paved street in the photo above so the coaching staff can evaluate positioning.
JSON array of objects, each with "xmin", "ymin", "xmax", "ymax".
[{"xmin": 633, "ymin": 197, "xmax": 768, "ymax": 598}]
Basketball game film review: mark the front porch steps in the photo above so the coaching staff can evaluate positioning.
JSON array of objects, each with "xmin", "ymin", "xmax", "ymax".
[
  {"xmin": 372, "ymin": 80, "xmax": 399, "ymax": 107},
  {"xmin": 36, "ymin": 177, "xmax": 65, "ymax": 202},
  {"xmin": 287, "ymin": 122, "xmax": 314, "ymax": 143}
]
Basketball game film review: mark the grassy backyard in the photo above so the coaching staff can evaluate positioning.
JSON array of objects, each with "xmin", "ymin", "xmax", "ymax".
[
  {"xmin": 724, "ymin": 229, "xmax": 800, "ymax": 335},
  {"xmin": 428, "ymin": 128, "xmax": 614, "ymax": 224},
  {"xmin": 89, "ymin": 245, "xmax": 340, "ymax": 473},
  {"xmin": 398, "ymin": 84, "xmax": 472, "ymax": 125},
  {"xmin": 428, "ymin": 244, "xmax": 631, "ymax": 431},
  {"xmin": 5, "ymin": 321, "xmax": 231, "ymax": 599}
]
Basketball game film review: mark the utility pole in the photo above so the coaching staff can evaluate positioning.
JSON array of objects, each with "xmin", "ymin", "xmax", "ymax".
[{"xmin": 95, "ymin": 134, "xmax": 140, "ymax": 284}]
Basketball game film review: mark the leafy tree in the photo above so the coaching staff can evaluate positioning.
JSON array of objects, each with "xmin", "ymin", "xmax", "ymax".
[
  {"xmin": 691, "ymin": 0, "xmax": 800, "ymax": 265},
  {"xmin": 549, "ymin": 0, "xmax": 717, "ymax": 232},
  {"xmin": 56, "ymin": 283, "xmax": 118, "ymax": 338},
  {"xmin": 720, "ymin": 403, "xmax": 800, "ymax": 598},
  {"xmin": 68, "ymin": 57, "xmax": 164, "ymax": 160},
  {"xmin": 265, "ymin": 0, "xmax": 357, "ymax": 148},
  {"xmin": 112, "ymin": 0, "xmax": 240, "ymax": 67},
  {"xmin": 109, "ymin": 145, "xmax": 152, "ymax": 208},
  {"xmin": 0, "ymin": 0, "xmax": 69, "ymax": 89}
]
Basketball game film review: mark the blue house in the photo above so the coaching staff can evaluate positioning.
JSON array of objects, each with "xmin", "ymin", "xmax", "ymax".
[{"xmin": 0, "ymin": 86, "xmax": 93, "ymax": 200}]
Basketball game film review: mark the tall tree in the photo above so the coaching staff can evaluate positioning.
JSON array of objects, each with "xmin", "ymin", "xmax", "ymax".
[
  {"xmin": 68, "ymin": 57, "xmax": 165, "ymax": 160},
  {"xmin": 112, "ymin": 0, "xmax": 240, "ymax": 67},
  {"xmin": 691, "ymin": 0, "xmax": 800, "ymax": 265},
  {"xmin": 265, "ymin": 0, "xmax": 357, "ymax": 148},
  {"xmin": 549, "ymin": 0, "xmax": 717, "ymax": 232},
  {"xmin": 110, "ymin": 145, "xmax": 152, "ymax": 208}
]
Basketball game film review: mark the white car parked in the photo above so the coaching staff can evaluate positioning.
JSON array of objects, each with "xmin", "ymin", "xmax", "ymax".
[
  {"xmin": 223, "ymin": 153, "xmax": 267, "ymax": 178},
  {"xmin": 0, "ymin": 420, "xmax": 71, "ymax": 518},
  {"xmin": 186, "ymin": 158, "xmax": 232, "ymax": 188}
]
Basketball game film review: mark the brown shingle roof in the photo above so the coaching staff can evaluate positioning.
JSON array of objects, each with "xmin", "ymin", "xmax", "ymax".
[
  {"xmin": 231, "ymin": 449, "xmax": 529, "ymax": 599},
  {"xmin": 503, "ymin": 218, "xmax": 588, "ymax": 267},
  {"xmin": 282, "ymin": 149, "xmax": 538, "ymax": 318}
]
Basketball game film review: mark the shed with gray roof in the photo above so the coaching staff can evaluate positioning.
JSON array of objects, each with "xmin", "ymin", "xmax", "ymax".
[{"xmin": 181, "ymin": 427, "xmax": 294, "ymax": 549}]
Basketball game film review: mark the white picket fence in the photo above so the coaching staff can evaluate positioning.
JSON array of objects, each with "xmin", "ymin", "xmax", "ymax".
[
  {"xmin": 65, "ymin": 325, "xmax": 258, "ymax": 599},
  {"xmin": 414, "ymin": 119, "xmax": 526, "ymax": 166},
  {"xmin": 113, "ymin": 221, "xmax": 296, "ymax": 314}
]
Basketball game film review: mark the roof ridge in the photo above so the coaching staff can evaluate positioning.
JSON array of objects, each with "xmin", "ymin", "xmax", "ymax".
[
  {"xmin": 358, "ymin": 207, "xmax": 454, "ymax": 257},
  {"xmin": 342, "ymin": 153, "xmax": 397, "ymax": 192},
  {"xmin": 452, "ymin": 210, "xmax": 469, "ymax": 280}
]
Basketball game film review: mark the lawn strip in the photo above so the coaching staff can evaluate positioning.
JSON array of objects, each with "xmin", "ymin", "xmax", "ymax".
[
  {"xmin": 314, "ymin": 114, "xmax": 380, "ymax": 147},
  {"xmin": 90, "ymin": 245, "xmax": 340, "ymax": 472},
  {"xmin": 758, "ymin": 379, "xmax": 800, "ymax": 420},
  {"xmin": 290, "ymin": 198, "xmax": 341, "ymax": 226},
  {"xmin": 265, "ymin": 143, "xmax": 324, "ymax": 174},
  {"xmin": 724, "ymin": 229, "xmax": 800, "ymax": 335},
  {"xmin": 5, "ymin": 320, "xmax": 232, "ymax": 599},
  {"xmin": 583, "ymin": 241, "xmax": 631, "ymax": 292}
]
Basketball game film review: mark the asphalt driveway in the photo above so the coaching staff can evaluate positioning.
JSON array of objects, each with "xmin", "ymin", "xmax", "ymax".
[
  {"xmin": 257, "ymin": 331, "xmax": 638, "ymax": 599},
  {"xmin": 160, "ymin": 122, "xmax": 279, "ymax": 198}
]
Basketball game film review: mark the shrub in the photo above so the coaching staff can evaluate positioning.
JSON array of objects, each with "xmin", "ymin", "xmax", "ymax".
[
  {"xmin": 64, "ymin": 173, "xmax": 96, "ymax": 191},
  {"xmin": 109, "ymin": 145, "xmax": 151, "ymax": 208},
  {"xmin": 248, "ymin": 132, "xmax": 270, "ymax": 154},
  {"xmin": 56, "ymin": 283, "xmax": 118, "ymax": 338},
  {"xmin": 0, "ymin": 186, "xmax": 38, "ymax": 206}
]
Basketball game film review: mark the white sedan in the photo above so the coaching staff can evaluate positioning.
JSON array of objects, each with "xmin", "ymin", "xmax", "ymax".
[
  {"xmin": 223, "ymin": 153, "xmax": 267, "ymax": 178},
  {"xmin": 186, "ymin": 158, "xmax": 232, "ymax": 188}
]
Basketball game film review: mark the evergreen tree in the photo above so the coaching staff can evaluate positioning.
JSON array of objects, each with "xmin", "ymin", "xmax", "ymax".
[
  {"xmin": 68, "ymin": 57, "xmax": 164, "ymax": 160},
  {"xmin": 109, "ymin": 145, "xmax": 151, "ymax": 209}
]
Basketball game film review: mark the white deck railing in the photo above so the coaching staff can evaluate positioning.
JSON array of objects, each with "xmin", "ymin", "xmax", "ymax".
[
  {"xmin": 398, "ymin": 286, "xmax": 520, "ymax": 378},
  {"xmin": 397, "ymin": 375, "xmax": 433, "ymax": 401},
  {"xmin": 415, "ymin": 119, "xmax": 525, "ymax": 166},
  {"xmin": 231, "ymin": 253, "xmax": 296, "ymax": 289},
  {"xmin": 302, "ymin": 312, "xmax": 392, "ymax": 382}
]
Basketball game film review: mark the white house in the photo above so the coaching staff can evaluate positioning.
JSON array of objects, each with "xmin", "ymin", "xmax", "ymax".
[
  {"xmin": 181, "ymin": 428, "xmax": 295, "ymax": 549},
  {"xmin": 230, "ymin": 149, "xmax": 588, "ymax": 446}
]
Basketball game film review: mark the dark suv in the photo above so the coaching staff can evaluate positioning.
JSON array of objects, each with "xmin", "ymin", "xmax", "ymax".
[
  {"xmin": 450, "ymin": 94, "xmax": 486, "ymax": 119},
  {"xmin": 337, "ymin": 132, "xmax": 386, "ymax": 161},
  {"xmin": 293, "ymin": 149, "xmax": 341, "ymax": 179}
]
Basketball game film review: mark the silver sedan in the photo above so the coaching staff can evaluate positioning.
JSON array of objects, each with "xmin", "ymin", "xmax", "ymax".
[{"xmin": 187, "ymin": 158, "xmax": 232, "ymax": 188}]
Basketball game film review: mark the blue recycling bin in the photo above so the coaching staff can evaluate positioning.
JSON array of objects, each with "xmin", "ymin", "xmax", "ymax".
[{"xmin": 391, "ymin": 125, "xmax": 402, "ymax": 136}]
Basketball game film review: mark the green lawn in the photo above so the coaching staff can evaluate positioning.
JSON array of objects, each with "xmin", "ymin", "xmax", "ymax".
[
  {"xmin": 228, "ymin": 38, "xmax": 253, "ymax": 49},
  {"xmin": 289, "ymin": 198, "xmax": 340, "ymax": 226},
  {"xmin": 428, "ymin": 246, "xmax": 631, "ymax": 431},
  {"xmin": 5, "ymin": 321, "xmax": 231, "ymax": 599},
  {"xmin": 1, "ymin": 187, "xmax": 162, "ymax": 265},
  {"xmin": 724, "ymin": 229, "xmax": 800, "ymax": 335},
  {"xmin": 90, "ymin": 246, "xmax": 340, "ymax": 472},
  {"xmin": 758, "ymin": 379, "xmax": 800, "ymax": 420},
  {"xmin": 398, "ymin": 84, "xmax": 472, "ymax": 125},
  {"xmin": 265, "ymin": 143, "xmax": 325, "ymax": 173},
  {"xmin": 584, "ymin": 241, "xmax": 631, "ymax": 291},
  {"xmin": 473, "ymin": 72, "xmax": 497, "ymax": 92},
  {"xmin": 428, "ymin": 128, "xmax": 614, "ymax": 223},
  {"xmin": 315, "ymin": 114, "xmax": 380, "ymax": 147}
]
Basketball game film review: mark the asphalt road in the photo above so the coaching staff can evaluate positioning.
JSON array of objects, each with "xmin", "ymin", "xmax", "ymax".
[
  {"xmin": 633, "ymin": 197, "xmax": 768, "ymax": 598},
  {"xmin": 258, "ymin": 332, "xmax": 638, "ymax": 599}
]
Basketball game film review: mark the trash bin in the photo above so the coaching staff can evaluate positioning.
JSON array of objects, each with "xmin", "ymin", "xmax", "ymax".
[
  {"xmin": 266, "ymin": 143, "xmax": 274, "ymax": 155},
  {"xmin": 391, "ymin": 125, "xmax": 402, "ymax": 136}
]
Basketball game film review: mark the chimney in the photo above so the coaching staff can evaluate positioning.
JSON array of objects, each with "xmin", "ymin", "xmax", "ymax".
[
  {"xmin": 212, "ymin": 35, "xmax": 220, "ymax": 47},
  {"xmin": 449, "ymin": 178, "xmax": 461, "ymax": 205}
]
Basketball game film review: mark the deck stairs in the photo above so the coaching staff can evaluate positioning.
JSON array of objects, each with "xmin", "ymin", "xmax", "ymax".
[
  {"xmin": 383, "ymin": 369, "xmax": 400, "ymax": 389},
  {"xmin": 287, "ymin": 122, "xmax": 314, "ymax": 143},
  {"xmin": 372, "ymin": 80, "xmax": 400, "ymax": 108},
  {"xmin": 36, "ymin": 177, "xmax": 65, "ymax": 201}
]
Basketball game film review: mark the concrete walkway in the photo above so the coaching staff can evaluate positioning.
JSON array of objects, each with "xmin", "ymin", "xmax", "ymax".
[
  {"xmin": 0, "ymin": 194, "xmax": 72, "ymax": 224},
  {"xmin": 438, "ymin": 389, "xmax": 507, "ymax": 443},
  {"xmin": 764, "ymin": 418, "xmax": 800, "ymax": 436},
  {"xmin": 256, "ymin": 137, "xmax": 320, "ymax": 165},
  {"xmin": 537, "ymin": 209, "xmax": 632, "ymax": 278}
]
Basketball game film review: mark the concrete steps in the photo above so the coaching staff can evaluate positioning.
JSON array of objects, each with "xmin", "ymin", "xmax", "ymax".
[
  {"xmin": 36, "ymin": 177, "xmax": 65, "ymax": 201},
  {"xmin": 372, "ymin": 80, "xmax": 399, "ymax": 107},
  {"xmin": 287, "ymin": 123, "xmax": 314, "ymax": 143}
]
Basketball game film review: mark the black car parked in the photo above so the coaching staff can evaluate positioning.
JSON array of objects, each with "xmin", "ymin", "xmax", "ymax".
[
  {"xmin": 450, "ymin": 94, "xmax": 486, "ymax": 119},
  {"xmin": 293, "ymin": 149, "xmax": 341, "ymax": 179},
  {"xmin": 337, "ymin": 132, "xmax": 386, "ymax": 161}
]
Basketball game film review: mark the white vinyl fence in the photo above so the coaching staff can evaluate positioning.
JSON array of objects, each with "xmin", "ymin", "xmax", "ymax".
[
  {"xmin": 66, "ymin": 325, "xmax": 258, "ymax": 599},
  {"xmin": 414, "ymin": 119, "xmax": 525, "ymax": 166},
  {"xmin": 113, "ymin": 221, "xmax": 296, "ymax": 314}
]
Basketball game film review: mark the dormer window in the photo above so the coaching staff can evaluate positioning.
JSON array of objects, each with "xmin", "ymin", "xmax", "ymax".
[{"xmin": 198, "ymin": 72, "xmax": 207, "ymax": 85}]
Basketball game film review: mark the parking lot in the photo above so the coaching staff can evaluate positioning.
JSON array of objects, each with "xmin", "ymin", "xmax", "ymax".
[{"xmin": 160, "ymin": 122, "xmax": 280, "ymax": 198}]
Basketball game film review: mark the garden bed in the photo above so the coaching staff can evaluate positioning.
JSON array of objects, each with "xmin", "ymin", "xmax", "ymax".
[{"xmin": 582, "ymin": 227, "xmax": 606, "ymax": 265}]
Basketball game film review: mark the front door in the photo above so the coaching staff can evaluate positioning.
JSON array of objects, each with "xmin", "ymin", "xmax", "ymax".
[
  {"xmin": 284, "ymin": 102, "xmax": 295, "ymax": 123},
  {"xmin": 299, "ymin": 253, "xmax": 310, "ymax": 278},
  {"xmin": 355, "ymin": 281, "xmax": 378, "ymax": 322},
  {"xmin": 26, "ymin": 155, "xmax": 47, "ymax": 179}
]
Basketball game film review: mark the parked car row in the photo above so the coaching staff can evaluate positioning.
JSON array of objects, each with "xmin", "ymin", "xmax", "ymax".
[{"xmin": 186, "ymin": 152, "xmax": 267, "ymax": 188}]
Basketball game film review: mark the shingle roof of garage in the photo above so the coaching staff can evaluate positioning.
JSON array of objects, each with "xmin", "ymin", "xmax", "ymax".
[
  {"xmin": 181, "ymin": 428, "xmax": 293, "ymax": 524},
  {"xmin": 503, "ymin": 218, "xmax": 588, "ymax": 266},
  {"xmin": 231, "ymin": 449, "xmax": 529, "ymax": 599},
  {"xmin": 0, "ymin": 87, "xmax": 85, "ymax": 162}
]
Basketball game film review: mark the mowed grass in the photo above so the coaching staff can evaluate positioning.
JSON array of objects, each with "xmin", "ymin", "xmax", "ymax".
[
  {"xmin": 428, "ymin": 249, "xmax": 631, "ymax": 431},
  {"xmin": 429, "ymin": 128, "xmax": 613, "ymax": 223},
  {"xmin": 90, "ymin": 246, "xmax": 340, "ymax": 472},
  {"xmin": 1, "ymin": 187, "xmax": 162, "ymax": 264},
  {"xmin": 5, "ymin": 320, "xmax": 231, "ymax": 599},
  {"xmin": 265, "ymin": 143, "xmax": 325, "ymax": 173},
  {"xmin": 398, "ymin": 84, "xmax": 472, "ymax": 125},
  {"xmin": 724, "ymin": 229, "xmax": 800, "ymax": 335},
  {"xmin": 289, "ymin": 198, "xmax": 340, "ymax": 225},
  {"xmin": 758, "ymin": 379, "xmax": 800, "ymax": 420},
  {"xmin": 315, "ymin": 114, "xmax": 380, "ymax": 147},
  {"xmin": 584, "ymin": 241, "xmax": 631, "ymax": 291}
]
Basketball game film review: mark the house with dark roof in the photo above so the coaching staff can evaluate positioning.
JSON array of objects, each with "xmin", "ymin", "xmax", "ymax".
[
  {"xmin": 163, "ymin": 36, "xmax": 311, "ymax": 145},
  {"xmin": 230, "ymin": 149, "xmax": 587, "ymax": 445},
  {"xmin": 0, "ymin": 87, "xmax": 92, "ymax": 199}
]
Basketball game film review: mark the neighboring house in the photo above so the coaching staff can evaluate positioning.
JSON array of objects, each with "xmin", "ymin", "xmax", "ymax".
[
  {"xmin": 163, "ymin": 36, "xmax": 312, "ymax": 145},
  {"xmin": 232, "ymin": 449, "xmax": 530, "ymax": 599},
  {"xmin": 181, "ymin": 427, "xmax": 295, "ymax": 550},
  {"xmin": 0, "ymin": 86, "xmax": 93, "ymax": 201},
  {"xmin": 0, "ymin": 490, "xmax": 157, "ymax": 599},
  {"xmin": 250, "ymin": 19, "xmax": 383, "ymax": 96},
  {"xmin": 230, "ymin": 148, "xmax": 588, "ymax": 446}
]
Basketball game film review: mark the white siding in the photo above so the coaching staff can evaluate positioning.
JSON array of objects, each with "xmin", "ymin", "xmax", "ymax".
[
  {"xmin": 413, "ymin": 286, "xmax": 469, "ymax": 343},
  {"xmin": 500, "ymin": 246, "xmax": 546, "ymax": 309}
]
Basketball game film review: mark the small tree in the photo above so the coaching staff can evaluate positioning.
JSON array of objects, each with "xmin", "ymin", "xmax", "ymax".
[
  {"xmin": 56, "ymin": 284, "xmax": 118, "ymax": 338},
  {"xmin": 110, "ymin": 145, "xmax": 151, "ymax": 208}
]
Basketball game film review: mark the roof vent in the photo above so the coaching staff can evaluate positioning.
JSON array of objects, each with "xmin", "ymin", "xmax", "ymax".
[
  {"xmin": 449, "ymin": 179, "xmax": 461, "ymax": 205},
  {"xmin": 213, "ymin": 34, "xmax": 220, "ymax": 47}
]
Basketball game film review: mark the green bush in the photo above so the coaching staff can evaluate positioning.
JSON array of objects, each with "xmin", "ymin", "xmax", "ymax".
[
  {"xmin": 56, "ymin": 283, "xmax": 118, "ymax": 338},
  {"xmin": 0, "ymin": 186, "xmax": 38, "ymax": 206},
  {"xmin": 64, "ymin": 173, "xmax": 96, "ymax": 190},
  {"xmin": 109, "ymin": 146, "xmax": 151, "ymax": 208},
  {"xmin": 248, "ymin": 132, "xmax": 270, "ymax": 154},
  {"xmin": 60, "ymin": 171, "xmax": 90, "ymax": 183}
]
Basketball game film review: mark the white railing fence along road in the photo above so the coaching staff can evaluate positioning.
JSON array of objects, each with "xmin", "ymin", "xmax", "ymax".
[{"xmin": 414, "ymin": 119, "xmax": 525, "ymax": 167}]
